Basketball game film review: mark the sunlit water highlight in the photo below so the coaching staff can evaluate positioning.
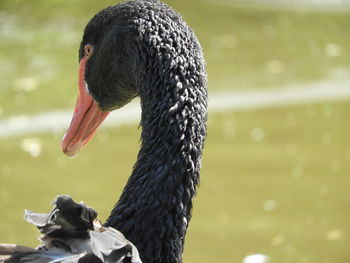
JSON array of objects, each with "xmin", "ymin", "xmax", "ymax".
[{"xmin": 0, "ymin": 79, "xmax": 349, "ymax": 137}]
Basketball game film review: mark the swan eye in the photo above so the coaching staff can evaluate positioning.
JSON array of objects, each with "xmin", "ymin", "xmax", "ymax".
[{"xmin": 84, "ymin": 44, "xmax": 94, "ymax": 58}]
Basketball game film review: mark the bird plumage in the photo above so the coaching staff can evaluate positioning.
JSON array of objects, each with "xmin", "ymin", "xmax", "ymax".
[{"xmin": 1, "ymin": 195, "xmax": 141, "ymax": 263}]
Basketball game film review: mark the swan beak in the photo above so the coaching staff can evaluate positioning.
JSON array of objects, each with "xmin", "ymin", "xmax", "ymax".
[{"xmin": 61, "ymin": 57, "xmax": 110, "ymax": 157}]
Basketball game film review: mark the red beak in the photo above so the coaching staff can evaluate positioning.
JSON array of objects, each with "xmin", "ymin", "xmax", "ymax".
[{"xmin": 61, "ymin": 57, "xmax": 110, "ymax": 157}]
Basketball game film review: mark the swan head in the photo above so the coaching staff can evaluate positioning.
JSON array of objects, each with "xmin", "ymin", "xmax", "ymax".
[
  {"xmin": 62, "ymin": 8, "xmax": 140, "ymax": 157},
  {"xmin": 78, "ymin": 11, "xmax": 140, "ymax": 111},
  {"xmin": 61, "ymin": 0, "xmax": 207, "ymax": 159}
]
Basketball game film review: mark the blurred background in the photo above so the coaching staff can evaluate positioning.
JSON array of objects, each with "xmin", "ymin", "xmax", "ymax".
[{"xmin": 0, "ymin": 0, "xmax": 349, "ymax": 262}]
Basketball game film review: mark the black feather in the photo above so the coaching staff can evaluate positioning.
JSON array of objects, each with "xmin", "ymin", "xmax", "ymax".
[{"xmin": 0, "ymin": 196, "xmax": 141, "ymax": 263}]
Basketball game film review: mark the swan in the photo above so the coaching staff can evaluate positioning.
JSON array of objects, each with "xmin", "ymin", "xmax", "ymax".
[{"xmin": 0, "ymin": 0, "xmax": 207, "ymax": 262}]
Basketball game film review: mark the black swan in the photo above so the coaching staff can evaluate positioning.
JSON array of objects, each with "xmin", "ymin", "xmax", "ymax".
[{"xmin": 0, "ymin": 0, "xmax": 207, "ymax": 262}]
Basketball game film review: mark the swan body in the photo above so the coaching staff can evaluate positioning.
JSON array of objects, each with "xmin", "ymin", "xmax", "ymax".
[
  {"xmin": 1, "ymin": 195, "xmax": 141, "ymax": 263},
  {"xmin": 1, "ymin": 0, "xmax": 207, "ymax": 262}
]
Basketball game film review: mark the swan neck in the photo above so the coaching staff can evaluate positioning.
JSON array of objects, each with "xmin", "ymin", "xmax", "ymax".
[{"xmin": 105, "ymin": 74, "xmax": 207, "ymax": 262}]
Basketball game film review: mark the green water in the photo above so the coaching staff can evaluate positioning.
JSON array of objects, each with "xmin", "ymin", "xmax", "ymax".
[{"xmin": 0, "ymin": 0, "xmax": 350, "ymax": 262}]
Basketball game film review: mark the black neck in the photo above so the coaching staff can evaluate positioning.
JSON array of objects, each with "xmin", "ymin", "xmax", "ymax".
[
  {"xmin": 104, "ymin": 1, "xmax": 207, "ymax": 262},
  {"xmin": 105, "ymin": 61, "xmax": 207, "ymax": 263}
]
